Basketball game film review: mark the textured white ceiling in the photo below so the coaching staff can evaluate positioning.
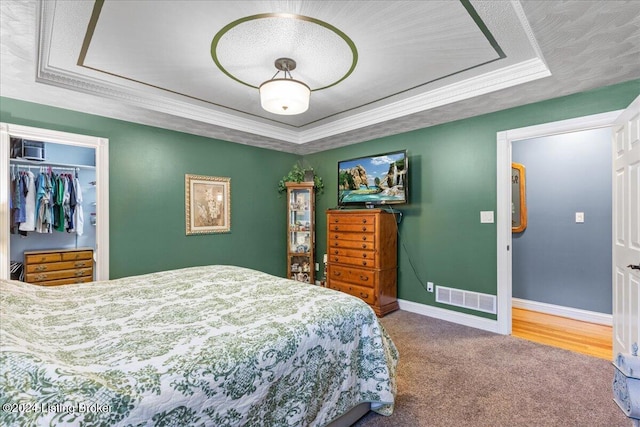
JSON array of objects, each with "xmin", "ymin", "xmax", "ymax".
[{"xmin": 1, "ymin": 1, "xmax": 639, "ymax": 154}]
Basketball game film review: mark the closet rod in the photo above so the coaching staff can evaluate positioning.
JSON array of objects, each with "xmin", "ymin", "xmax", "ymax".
[
  {"xmin": 10, "ymin": 158, "xmax": 95, "ymax": 170},
  {"xmin": 12, "ymin": 165, "xmax": 79, "ymax": 172}
]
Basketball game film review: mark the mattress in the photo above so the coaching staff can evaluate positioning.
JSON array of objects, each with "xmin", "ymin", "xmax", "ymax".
[{"xmin": 0, "ymin": 265, "xmax": 398, "ymax": 426}]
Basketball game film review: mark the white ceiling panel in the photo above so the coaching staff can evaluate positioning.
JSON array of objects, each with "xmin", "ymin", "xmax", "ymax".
[{"xmin": 1, "ymin": 0, "xmax": 638, "ymax": 154}]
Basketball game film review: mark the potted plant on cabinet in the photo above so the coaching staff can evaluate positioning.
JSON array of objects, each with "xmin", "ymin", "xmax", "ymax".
[{"xmin": 277, "ymin": 162, "xmax": 324, "ymax": 195}]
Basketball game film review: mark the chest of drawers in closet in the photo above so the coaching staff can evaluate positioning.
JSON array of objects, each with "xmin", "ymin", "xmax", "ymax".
[
  {"xmin": 24, "ymin": 248, "xmax": 94, "ymax": 286},
  {"xmin": 326, "ymin": 209, "xmax": 399, "ymax": 317}
]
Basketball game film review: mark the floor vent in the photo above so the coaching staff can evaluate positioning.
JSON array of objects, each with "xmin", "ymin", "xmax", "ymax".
[{"xmin": 435, "ymin": 286, "xmax": 497, "ymax": 314}]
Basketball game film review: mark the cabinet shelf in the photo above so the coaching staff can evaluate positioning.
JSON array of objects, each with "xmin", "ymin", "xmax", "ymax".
[{"xmin": 286, "ymin": 182, "xmax": 315, "ymax": 285}]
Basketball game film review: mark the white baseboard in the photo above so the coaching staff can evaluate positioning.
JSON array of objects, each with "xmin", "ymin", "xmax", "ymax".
[
  {"xmin": 398, "ymin": 299, "xmax": 500, "ymax": 334},
  {"xmin": 512, "ymin": 298, "xmax": 612, "ymax": 326}
]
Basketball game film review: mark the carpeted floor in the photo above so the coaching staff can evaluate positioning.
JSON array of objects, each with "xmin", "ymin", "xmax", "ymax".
[{"xmin": 354, "ymin": 310, "xmax": 630, "ymax": 427}]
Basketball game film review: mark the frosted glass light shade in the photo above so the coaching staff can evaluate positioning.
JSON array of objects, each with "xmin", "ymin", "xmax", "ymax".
[{"xmin": 259, "ymin": 78, "xmax": 310, "ymax": 115}]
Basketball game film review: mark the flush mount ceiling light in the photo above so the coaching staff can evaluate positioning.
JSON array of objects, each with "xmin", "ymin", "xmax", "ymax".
[{"xmin": 259, "ymin": 58, "xmax": 311, "ymax": 115}]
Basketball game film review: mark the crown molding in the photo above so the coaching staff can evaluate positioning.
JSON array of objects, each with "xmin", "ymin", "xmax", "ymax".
[{"xmin": 299, "ymin": 57, "xmax": 551, "ymax": 143}]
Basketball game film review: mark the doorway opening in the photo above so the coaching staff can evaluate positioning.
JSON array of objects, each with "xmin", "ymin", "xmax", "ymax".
[
  {"xmin": 495, "ymin": 110, "xmax": 623, "ymax": 335},
  {"xmin": 0, "ymin": 123, "xmax": 110, "ymax": 281}
]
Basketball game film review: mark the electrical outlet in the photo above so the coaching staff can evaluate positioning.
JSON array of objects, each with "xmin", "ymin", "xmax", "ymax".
[
  {"xmin": 427, "ymin": 281, "xmax": 434, "ymax": 293},
  {"xmin": 315, "ymin": 263, "xmax": 320, "ymax": 271}
]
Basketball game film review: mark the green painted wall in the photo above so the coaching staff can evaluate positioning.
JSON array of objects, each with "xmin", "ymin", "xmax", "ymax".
[
  {"xmin": 306, "ymin": 79, "xmax": 640, "ymax": 319},
  {"xmin": 1, "ymin": 97, "xmax": 299, "ymax": 278},
  {"xmin": 2, "ymin": 79, "xmax": 638, "ymax": 320}
]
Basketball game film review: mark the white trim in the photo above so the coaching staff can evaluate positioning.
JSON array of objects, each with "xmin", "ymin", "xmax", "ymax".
[
  {"xmin": 496, "ymin": 131, "xmax": 512, "ymax": 335},
  {"xmin": 398, "ymin": 299, "xmax": 499, "ymax": 334},
  {"xmin": 495, "ymin": 110, "xmax": 623, "ymax": 335},
  {"xmin": 0, "ymin": 123, "xmax": 110, "ymax": 281},
  {"xmin": 512, "ymin": 298, "xmax": 613, "ymax": 326},
  {"xmin": 300, "ymin": 58, "xmax": 551, "ymax": 144}
]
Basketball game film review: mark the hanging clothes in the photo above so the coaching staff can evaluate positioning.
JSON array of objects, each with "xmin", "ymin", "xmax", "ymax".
[
  {"xmin": 67, "ymin": 174, "xmax": 76, "ymax": 233},
  {"xmin": 35, "ymin": 171, "xmax": 53, "ymax": 233},
  {"xmin": 72, "ymin": 174, "xmax": 84, "ymax": 236},
  {"xmin": 18, "ymin": 171, "xmax": 36, "ymax": 232},
  {"xmin": 54, "ymin": 173, "xmax": 66, "ymax": 232}
]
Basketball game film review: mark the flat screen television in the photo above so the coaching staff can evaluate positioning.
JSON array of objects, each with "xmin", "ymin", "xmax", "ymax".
[{"xmin": 338, "ymin": 149, "xmax": 408, "ymax": 207}]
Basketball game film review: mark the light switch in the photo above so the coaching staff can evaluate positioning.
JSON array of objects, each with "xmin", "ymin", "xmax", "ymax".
[
  {"xmin": 575, "ymin": 212, "xmax": 585, "ymax": 223},
  {"xmin": 480, "ymin": 211, "xmax": 495, "ymax": 223}
]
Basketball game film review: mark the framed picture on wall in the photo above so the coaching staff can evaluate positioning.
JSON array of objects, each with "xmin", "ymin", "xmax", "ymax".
[
  {"xmin": 511, "ymin": 162, "xmax": 527, "ymax": 233},
  {"xmin": 185, "ymin": 174, "xmax": 231, "ymax": 235}
]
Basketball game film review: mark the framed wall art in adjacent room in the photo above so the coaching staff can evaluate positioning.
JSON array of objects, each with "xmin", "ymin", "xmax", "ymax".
[
  {"xmin": 511, "ymin": 162, "xmax": 526, "ymax": 233},
  {"xmin": 185, "ymin": 174, "xmax": 231, "ymax": 235}
]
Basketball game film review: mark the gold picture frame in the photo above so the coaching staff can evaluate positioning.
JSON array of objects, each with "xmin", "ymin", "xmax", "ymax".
[
  {"xmin": 511, "ymin": 162, "xmax": 527, "ymax": 233},
  {"xmin": 185, "ymin": 174, "xmax": 231, "ymax": 235}
]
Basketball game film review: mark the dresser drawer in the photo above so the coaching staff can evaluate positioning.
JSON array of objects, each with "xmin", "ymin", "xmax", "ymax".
[
  {"xmin": 26, "ymin": 267, "xmax": 93, "ymax": 283},
  {"xmin": 26, "ymin": 259, "xmax": 92, "ymax": 273},
  {"xmin": 327, "ymin": 280, "xmax": 376, "ymax": 305},
  {"xmin": 328, "ymin": 254, "xmax": 376, "ymax": 268},
  {"xmin": 328, "ymin": 213, "xmax": 376, "ymax": 224},
  {"xmin": 328, "ymin": 232, "xmax": 375, "ymax": 243},
  {"xmin": 328, "ymin": 247, "xmax": 375, "ymax": 261},
  {"xmin": 61, "ymin": 250, "xmax": 93, "ymax": 261},
  {"xmin": 25, "ymin": 252, "xmax": 62, "ymax": 264},
  {"xmin": 328, "ymin": 238, "xmax": 374, "ymax": 250},
  {"xmin": 328, "ymin": 222, "xmax": 376, "ymax": 233},
  {"xmin": 328, "ymin": 264, "xmax": 375, "ymax": 288}
]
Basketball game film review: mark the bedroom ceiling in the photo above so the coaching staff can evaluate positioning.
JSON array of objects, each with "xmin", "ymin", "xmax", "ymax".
[{"xmin": 1, "ymin": 1, "xmax": 639, "ymax": 154}]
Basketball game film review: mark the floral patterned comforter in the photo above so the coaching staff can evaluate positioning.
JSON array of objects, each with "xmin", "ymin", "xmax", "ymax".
[{"xmin": 0, "ymin": 265, "xmax": 398, "ymax": 427}]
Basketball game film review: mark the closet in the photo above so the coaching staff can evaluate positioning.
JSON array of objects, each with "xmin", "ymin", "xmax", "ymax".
[
  {"xmin": 1, "ymin": 123, "xmax": 109, "ymax": 283},
  {"xmin": 9, "ymin": 141, "xmax": 97, "ymax": 283}
]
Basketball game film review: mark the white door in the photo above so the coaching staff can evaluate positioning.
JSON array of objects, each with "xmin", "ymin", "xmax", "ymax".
[{"xmin": 612, "ymin": 95, "xmax": 640, "ymax": 360}]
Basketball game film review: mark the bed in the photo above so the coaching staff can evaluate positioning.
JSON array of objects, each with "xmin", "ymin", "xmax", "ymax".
[{"xmin": 0, "ymin": 265, "xmax": 398, "ymax": 426}]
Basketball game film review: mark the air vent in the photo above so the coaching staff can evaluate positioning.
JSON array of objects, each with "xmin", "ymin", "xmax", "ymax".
[{"xmin": 435, "ymin": 285, "xmax": 496, "ymax": 314}]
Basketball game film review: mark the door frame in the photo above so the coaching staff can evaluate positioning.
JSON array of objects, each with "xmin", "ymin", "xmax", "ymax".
[
  {"xmin": 0, "ymin": 123, "xmax": 110, "ymax": 281},
  {"xmin": 495, "ymin": 110, "xmax": 622, "ymax": 335}
]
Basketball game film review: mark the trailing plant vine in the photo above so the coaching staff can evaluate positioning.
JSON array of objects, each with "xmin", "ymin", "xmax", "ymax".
[{"xmin": 277, "ymin": 162, "xmax": 324, "ymax": 194}]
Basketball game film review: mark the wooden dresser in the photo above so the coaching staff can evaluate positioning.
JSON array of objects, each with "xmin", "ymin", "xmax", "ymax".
[
  {"xmin": 326, "ymin": 209, "xmax": 399, "ymax": 316},
  {"xmin": 24, "ymin": 248, "xmax": 94, "ymax": 286}
]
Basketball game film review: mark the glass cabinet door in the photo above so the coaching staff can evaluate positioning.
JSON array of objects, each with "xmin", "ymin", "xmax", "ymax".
[{"xmin": 286, "ymin": 182, "xmax": 314, "ymax": 284}]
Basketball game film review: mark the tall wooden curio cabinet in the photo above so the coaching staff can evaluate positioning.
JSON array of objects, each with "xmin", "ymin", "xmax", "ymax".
[{"xmin": 286, "ymin": 182, "xmax": 315, "ymax": 284}]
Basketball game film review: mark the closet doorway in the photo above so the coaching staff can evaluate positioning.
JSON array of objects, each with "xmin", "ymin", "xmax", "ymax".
[{"xmin": 0, "ymin": 123, "xmax": 109, "ymax": 281}]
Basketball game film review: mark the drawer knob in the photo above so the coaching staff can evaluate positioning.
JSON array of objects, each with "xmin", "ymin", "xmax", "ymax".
[
  {"xmin": 74, "ymin": 261, "xmax": 86, "ymax": 267},
  {"xmin": 359, "ymin": 292, "xmax": 369, "ymax": 299},
  {"xmin": 362, "ymin": 261, "xmax": 367, "ymax": 266},
  {"xmin": 362, "ymin": 226, "xmax": 367, "ymax": 231},
  {"xmin": 362, "ymin": 236, "xmax": 367, "ymax": 241},
  {"xmin": 333, "ymin": 271, "xmax": 341, "ymax": 276},
  {"xmin": 35, "ymin": 274, "xmax": 47, "ymax": 281},
  {"xmin": 334, "ymin": 242, "xmax": 339, "ymax": 246},
  {"xmin": 362, "ymin": 253, "xmax": 367, "ymax": 258},
  {"xmin": 362, "ymin": 244, "xmax": 367, "ymax": 249},
  {"xmin": 334, "ymin": 257, "xmax": 339, "ymax": 262},
  {"xmin": 359, "ymin": 275, "xmax": 368, "ymax": 281},
  {"xmin": 362, "ymin": 219, "xmax": 367, "ymax": 224},
  {"xmin": 334, "ymin": 226, "xmax": 339, "ymax": 231},
  {"xmin": 75, "ymin": 271, "xmax": 84, "ymax": 276},
  {"xmin": 334, "ymin": 250, "xmax": 339, "ymax": 255},
  {"xmin": 35, "ymin": 265, "xmax": 47, "ymax": 272}
]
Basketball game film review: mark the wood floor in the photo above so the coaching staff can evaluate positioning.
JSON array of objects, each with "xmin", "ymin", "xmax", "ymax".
[{"xmin": 511, "ymin": 308, "xmax": 613, "ymax": 361}]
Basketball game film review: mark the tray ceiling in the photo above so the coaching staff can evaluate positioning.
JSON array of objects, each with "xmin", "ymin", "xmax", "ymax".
[{"xmin": 1, "ymin": 1, "xmax": 639, "ymax": 154}]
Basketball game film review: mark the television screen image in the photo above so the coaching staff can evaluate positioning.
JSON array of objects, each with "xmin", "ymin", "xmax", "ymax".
[{"xmin": 338, "ymin": 150, "xmax": 408, "ymax": 206}]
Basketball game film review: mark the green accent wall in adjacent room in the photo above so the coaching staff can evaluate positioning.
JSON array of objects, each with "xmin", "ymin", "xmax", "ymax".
[
  {"xmin": 305, "ymin": 79, "xmax": 640, "ymax": 320},
  {"xmin": 1, "ymin": 97, "xmax": 299, "ymax": 279}
]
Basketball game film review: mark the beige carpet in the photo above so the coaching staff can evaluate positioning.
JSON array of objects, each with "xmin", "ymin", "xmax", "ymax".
[{"xmin": 355, "ymin": 310, "xmax": 629, "ymax": 427}]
